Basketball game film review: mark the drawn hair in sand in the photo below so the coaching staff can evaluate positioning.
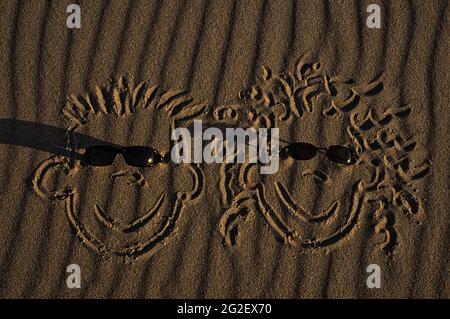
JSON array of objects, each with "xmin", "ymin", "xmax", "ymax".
[
  {"xmin": 33, "ymin": 76, "xmax": 205, "ymax": 261},
  {"xmin": 62, "ymin": 75, "xmax": 207, "ymax": 153},
  {"xmin": 215, "ymin": 56, "xmax": 384, "ymax": 129},
  {"xmin": 215, "ymin": 58, "xmax": 430, "ymax": 254},
  {"xmin": 346, "ymin": 104, "xmax": 430, "ymax": 252}
]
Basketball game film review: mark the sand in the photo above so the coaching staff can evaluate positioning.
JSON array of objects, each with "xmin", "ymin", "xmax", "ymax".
[{"xmin": 0, "ymin": 0, "xmax": 448, "ymax": 298}]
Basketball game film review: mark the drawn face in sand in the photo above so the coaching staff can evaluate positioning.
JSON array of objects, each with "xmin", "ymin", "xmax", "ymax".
[
  {"xmin": 33, "ymin": 77, "xmax": 205, "ymax": 261},
  {"xmin": 217, "ymin": 58, "xmax": 430, "ymax": 253}
]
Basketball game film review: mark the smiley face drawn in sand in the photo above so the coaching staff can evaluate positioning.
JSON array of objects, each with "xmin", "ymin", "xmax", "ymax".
[
  {"xmin": 33, "ymin": 76, "xmax": 205, "ymax": 261},
  {"xmin": 216, "ymin": 57, "xmax": 430, "ymax": 253}
]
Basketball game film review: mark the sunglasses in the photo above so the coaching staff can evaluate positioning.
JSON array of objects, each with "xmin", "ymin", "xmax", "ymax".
[
  {"xmin": 281, "ymin": 142, "xmax": 353, "ymax": 164},
  {"xmin": 83, "ymin": 145, "xmax": 165, "ymax": 167}
]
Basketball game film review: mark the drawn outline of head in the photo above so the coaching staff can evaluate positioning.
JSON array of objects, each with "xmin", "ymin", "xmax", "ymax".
[
  {"xmin": 215, "ymin": 58, "xmax": 430, "ymax": 253},
  {"xmin": 32, "ymin": 76, "xmax": 206, "ymax": 261}
]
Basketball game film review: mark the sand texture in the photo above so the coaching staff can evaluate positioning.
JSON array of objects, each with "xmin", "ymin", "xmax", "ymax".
[{"xmin": 0, "ymin": 0, "xmax": 449, "ymax": 298}]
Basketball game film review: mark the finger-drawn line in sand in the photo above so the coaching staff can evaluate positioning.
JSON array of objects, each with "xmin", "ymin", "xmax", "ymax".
[
  {"xmin": 216, "ymin": 56, "xmax": 430, "ymax": 253},
  {"xmin": 94, "ymin": 193, "xmax": 165, "ymax": 234},
  {"xmin": 274, "ymin": 181, "xmax": 339, "ymax": 224},
  {"xmin": 32, "ymin": 76, "xmax": 205, "ymax": 262}
]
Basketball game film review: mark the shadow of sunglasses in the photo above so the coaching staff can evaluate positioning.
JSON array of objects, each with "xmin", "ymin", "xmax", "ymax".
[
  {"xmin": 84, "ymin": 145, "xmax": 165, "ymax": 167},
  {"xmin": 281, "ymin": 142, "xmax": 353, "ymax": 164}
]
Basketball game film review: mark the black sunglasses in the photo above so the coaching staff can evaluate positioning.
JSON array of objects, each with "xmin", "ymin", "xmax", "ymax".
[
  {"xmin": 281, "ymin": 142, "xmax": 353, "ymax": 164},
  {"xmin": 83, "ymin": 145, "xmax": 165, "ymax": 167}
]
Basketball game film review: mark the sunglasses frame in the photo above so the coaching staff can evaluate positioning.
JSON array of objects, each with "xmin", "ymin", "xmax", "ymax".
[
  {"xmin": 281, "ymin": 142, "xmax": 354, "ymax": 165},
  {"xmin": 83, "ymin": 145, "xmax": 166, "ymax": 167}
]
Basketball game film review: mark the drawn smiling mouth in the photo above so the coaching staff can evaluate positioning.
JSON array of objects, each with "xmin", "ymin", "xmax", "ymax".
[
  {"xmin": 274, "ymin": 181, "xmax": 339, "ymax": 223},
  {"xmin": 94, "ymin": 193, "xmax": 165, "ymax": 233}
]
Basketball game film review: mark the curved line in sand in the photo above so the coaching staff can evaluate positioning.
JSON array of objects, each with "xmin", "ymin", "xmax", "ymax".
[
  {"xmin": 297, "ymin": 184, "xmax": 364, "ymax": 248},
  {"xmin": 252, "ymin": 181, "xmax": 364, "ymax": 249},
  {"xmin": 274, "ymin": 180, "xmax": 339, "ymax": 224},
  {"xmin": 64, "ymin": 193, "xmax": 186, "ymax": 259},
  {"xmin": 94, "ymin": 193, "xmax": 165, "ymax": 233}
]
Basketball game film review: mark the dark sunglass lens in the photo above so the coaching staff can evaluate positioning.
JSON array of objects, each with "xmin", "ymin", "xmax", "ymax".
[
  {"xmin": 326, "ymin": 145, "xmax": 352, "ymax": 164},
  {"xmin": 85, "ymin": 146, "xmax": 118, "ymax": 166},
  {"xmin": 287, "ymin": 143, "xmax": 317, "ymax": 160},
  {"xmin": 123, "ymin": 147, "xmax": 161, "ymax": 167}
]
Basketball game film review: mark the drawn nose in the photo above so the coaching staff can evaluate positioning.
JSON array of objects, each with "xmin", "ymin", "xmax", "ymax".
[
  {"xmin": 301, "ymin": 169, "xmax": 328, "ymax": 182},
  {"xmin": 111, "ymin": 170, "xmax": 146, "ymax": 186}
]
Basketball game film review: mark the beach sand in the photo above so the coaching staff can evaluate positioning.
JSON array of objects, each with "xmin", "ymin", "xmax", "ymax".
[{"xmin": 0, "ymin": 0, "xmax": 448, "ymax": 298}]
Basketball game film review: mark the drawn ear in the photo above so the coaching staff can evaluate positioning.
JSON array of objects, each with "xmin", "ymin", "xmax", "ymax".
[
  {"xmin": 32, "ymin": 155, "xmax": 75, "ymax": 201},
  {"xmin": 180, "ymin": 163, "xmax": 204, "ymax": 201}
]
